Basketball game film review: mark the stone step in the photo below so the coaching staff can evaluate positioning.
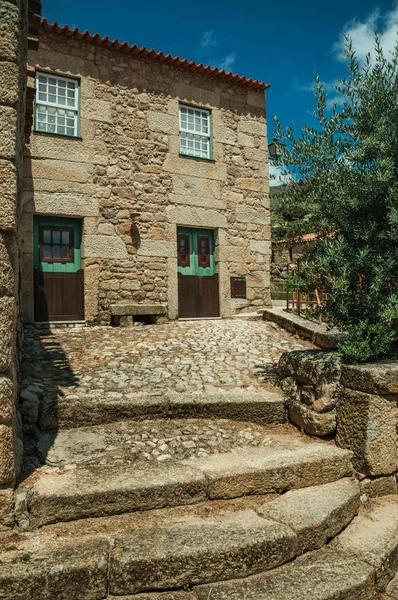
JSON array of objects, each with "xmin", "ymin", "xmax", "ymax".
[
  {"xmin": 195, "ymin": 548, "xmax": 376, "ymax": 600},
  {"xmin": 195, "ymin": 496, "xmax": 398, "ymax": 600},
  {"xmin": 231, "ymin": 312, "xmax": 264, "ymax": 320},
  {"xmin": 1, "ymin": 480, "xmax": 359, "ymax": 599},
  {"xmin": 331, "ymin": 495, "xmax": 398, "ymax": 592},
  {"xmin": 19, "ymin": 428, "xmax": 353, "ymax": 528},
  {"xmin": 31, "ymin": 419, "xmax": 292, "ymax": 472},
  {"xmin": 39, "ymin": 390, "xmax": 287, "ymax": 430}
]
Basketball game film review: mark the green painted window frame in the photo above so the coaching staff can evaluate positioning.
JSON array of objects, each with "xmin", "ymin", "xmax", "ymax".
[
  {"xmin": 33, "ymin": 71, "xmax": 81, "ymax": 139},
  {"xmin": 177, "ymin": 227, "xmax": 216, "ymax": 276},
  {"xmin": 34, "ymin": 216, "xmax": 82, "ymax": 273},
  {"xmin": 39, "ymin": 225, "xmax": 75, "ymax": 263},
  {"xmin": 178, "ymin": 103, "xmax": 213, "ymax": 161}
]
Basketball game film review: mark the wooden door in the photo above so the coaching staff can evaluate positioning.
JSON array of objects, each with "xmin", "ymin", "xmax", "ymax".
[
  {"xmin": 34, "ymin": 217, "xmax": 84, "ymax": 321},
  {"xmin": 177, "ymin": 227, "xmax": 219, "ymax": 318}
]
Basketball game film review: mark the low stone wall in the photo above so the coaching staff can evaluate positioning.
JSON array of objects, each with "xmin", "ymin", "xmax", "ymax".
[{"xmin": 279, "ymin": 350, "xmax": 398, "ymax": 497}]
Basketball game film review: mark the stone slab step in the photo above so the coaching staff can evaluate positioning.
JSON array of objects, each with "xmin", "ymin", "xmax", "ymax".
[
  {"xmin": 108, "ymin": 479, "xmax": 359, "ymax": 596},
  {"xmin": 331, "ymin": 495, "xmax": 398, "ymax": 591},
  {"xmin": 40, "ymin": 391, "xmax": 286, "ymax": 430},
  {"xmin": 0, "ymin": 481, "xmax": 360, "ymax": 599},
  {"xmin": 257, "ymin": 477, "xmax": 360, "ymax": 552},
  {"xmin": 194, "ymin": 548, "xmax": 376, "ymax": 600},
  {"xmin": 21, "ymin": 430, "xmax": 353, "ymax": 528},
  {"xmin": 32, "ymin": 419, "xmax": 291, "ymax": 471},
  {"xmin": 231, "ymin": 312, "xmax": 264, "ymax": 320},
  {"xmin": 383, "ymin": 571, "xmax": 398, "ymax": 599},
  {"xmin": 195, "ymin": 495, "xmax": 398, "ymax": 600},
  {"xmin": 0, "ymin": 535, "xmax": 109, "ymax": 600},
  {"xmin": 262, "ymin": 306, "xmax": 342, "ymax": 349},
  {"xmin": 167, "ymin": 391, "xmax": 286, "ymax": 425}
]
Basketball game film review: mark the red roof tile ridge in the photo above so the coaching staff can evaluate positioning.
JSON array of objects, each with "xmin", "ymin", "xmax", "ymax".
[{"xmin": 40, "ymin": 19, "xmax": 270, "ymax": 91}]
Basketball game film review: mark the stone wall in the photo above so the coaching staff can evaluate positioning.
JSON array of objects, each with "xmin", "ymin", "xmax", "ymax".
[
  {"xmin": 22, "ymin": 30, "xmax": 271, "ymax": 324},
  {"xmin": 279, "ymin": 350, "xmax": 398, "ymax": 498},
  {"xmin": 0, "ymin": 0, "xmax": 30, "ymax": 529}
]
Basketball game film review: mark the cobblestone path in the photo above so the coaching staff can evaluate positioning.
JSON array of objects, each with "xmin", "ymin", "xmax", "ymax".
[
  {"xmin": 22, "ymin": 319, "xmax": 313, "ymax": 399},
  {"xmin": 21, "ymin": 319, "xmax": 314, "ymax": 473}
]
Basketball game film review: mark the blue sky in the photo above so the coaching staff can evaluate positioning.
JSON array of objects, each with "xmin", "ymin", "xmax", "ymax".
[{"xmin": 43, "ymin": 0, "xmax": 398, "ymax": 182}]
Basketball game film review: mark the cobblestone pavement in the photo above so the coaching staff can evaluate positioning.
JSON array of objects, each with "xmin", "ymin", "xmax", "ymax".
[
  {"xmin": 22, "ymin": 319, "xmax": 313, "ymax": 400},
  {"xmin": 33, "ymin": 420, "xmax": 301, "ymax": 473}
]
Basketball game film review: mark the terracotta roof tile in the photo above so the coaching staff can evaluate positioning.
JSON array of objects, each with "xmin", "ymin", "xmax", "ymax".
[{"xmin": 40, "ymin": 19, "xmax": 270, "ymax": 91}]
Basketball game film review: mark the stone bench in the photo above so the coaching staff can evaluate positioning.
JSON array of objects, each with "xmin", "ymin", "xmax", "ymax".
[{"xmin": 110, "ymin": 303, "xmax": 167, "ymax": 327}]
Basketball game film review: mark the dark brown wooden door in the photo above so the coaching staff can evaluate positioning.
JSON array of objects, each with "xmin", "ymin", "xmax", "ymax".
[
  {"xmin": 34, "ymin": 269, "xmax": 84, "ymax": 321},
  {"xmin": 34, "ymin": 217, "xmax": 84, "ymax": 321},
  {"xmin": 177, "ymin": 227, "xmax": 219, "ymax": 318},
  {"xmin": 178, "ymin": 273, "xmax": 219, "ymax": 318}
]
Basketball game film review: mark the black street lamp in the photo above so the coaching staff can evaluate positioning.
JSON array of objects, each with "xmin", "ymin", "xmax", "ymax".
[{"xmin": 268, "ymin": 139, "xmax": 280, "ymax": 159}]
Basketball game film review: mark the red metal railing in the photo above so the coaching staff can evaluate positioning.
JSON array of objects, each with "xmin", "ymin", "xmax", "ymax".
[{"xmin": 285, "ymin": 261, "xmax": 326, "ymax": 325}]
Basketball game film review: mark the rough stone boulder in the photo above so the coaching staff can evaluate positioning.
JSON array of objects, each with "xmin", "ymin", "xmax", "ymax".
[{"xmin": 278, "ymin": 350, "xmax": 342, "ymax": 436}]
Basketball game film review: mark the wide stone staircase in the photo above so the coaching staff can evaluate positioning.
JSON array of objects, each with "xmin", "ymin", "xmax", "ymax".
[{"xmin": 4, "ymin": 376, "xmax": 398, "ymax": 598}]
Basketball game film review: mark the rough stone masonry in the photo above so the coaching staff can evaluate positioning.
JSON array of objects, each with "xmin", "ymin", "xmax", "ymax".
[
  {"xmin": 21, "ymin": 23, "xmax": 271, "ymax": 324},
  {"xmin": 0, "ymin": 0, "xmax": 35, "ymax": 529}
]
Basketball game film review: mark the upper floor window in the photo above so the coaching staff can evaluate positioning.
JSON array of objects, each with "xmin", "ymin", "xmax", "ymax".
[
  {"xmin": 179, "ymin": 104, "xmax": 212, "ymax": 160},
  {"xmin": 35, "ymin": 72, "xmax": 80, "ymax": 137}
]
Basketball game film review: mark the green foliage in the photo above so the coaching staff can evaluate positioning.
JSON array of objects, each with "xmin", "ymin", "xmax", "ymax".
[
  {"xmin": 273, "ymin": 33, "xmax": 398, "ymax": 363},
  {"xmin": 270, "ymin": 183, "xmax": 315, "ymax": 241}
]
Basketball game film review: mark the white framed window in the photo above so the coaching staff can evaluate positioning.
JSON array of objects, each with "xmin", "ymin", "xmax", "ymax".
[
  {"xmin": 179, "ymin": 104, "xmax": 212, "ymax": 160},
  {"xmin": 35, "ymin": 72, "xmax": 80, "ymax": 137}
]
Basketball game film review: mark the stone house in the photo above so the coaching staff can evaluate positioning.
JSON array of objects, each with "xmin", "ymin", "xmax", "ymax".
[{"xmin": 21, "ymin": 20, "xmax": 271, "ymax": 325}]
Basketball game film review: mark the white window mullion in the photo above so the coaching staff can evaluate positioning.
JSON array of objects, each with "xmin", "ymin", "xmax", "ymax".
[
  {"xmin": 179, "ymin": 104, "xmax": 211, "ymax": 159},
  {"xmin": 35, "ymin": 72, "xmax": 79, "ymax": 137}
]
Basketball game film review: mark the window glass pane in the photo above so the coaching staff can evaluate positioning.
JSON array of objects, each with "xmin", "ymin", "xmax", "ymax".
[
  {"xmin": 36, "ymin": 73, "xmax": 79, "ymax": 136},
  {"xmin": 180, "ymin": 131, "xmax": 210, "ymax": 159},
  {"xmin": 43, "ymin": 244, "xmax": 52, "ymax": 258},
  {"xmin": 53, "ymin": 230, "xmax": 61, "ymax": 244},
  {"xmin": 53, "ymin": 245, "xmax": 61, "ymax": 259},
  {"xmin": 43, "ymin": 230, "xmax": 51, "ymax": 243},
  {"xmin": 62, "ymin": 230, "xmax": 70, "ymax": 244},
  {"xmin": 35, "ymin": 103, "xmax": 77, "ymax": 136},
  {"xmin": 179, "ymin": 104, "xmax": 210, "ymax": 137},
  {"xmin": 61, "ymin": 245, "xmax": 70, "ymax": 259}
]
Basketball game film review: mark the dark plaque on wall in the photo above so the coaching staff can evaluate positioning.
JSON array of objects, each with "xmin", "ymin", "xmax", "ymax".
[{"xmin": 231, "ymin": 276, "xmax": 247, "ymax": 298}]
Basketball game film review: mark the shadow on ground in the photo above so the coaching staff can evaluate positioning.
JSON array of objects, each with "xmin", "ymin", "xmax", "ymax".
[{"xmin": 18, "ymin": 325, "xmax": 79, "ymax": 481}]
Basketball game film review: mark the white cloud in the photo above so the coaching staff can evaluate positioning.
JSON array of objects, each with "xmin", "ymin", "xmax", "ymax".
[
  {"xmin": 334, "ymin": 2, "xmax": 398, "ymax": 62},
  {"xmin": 295, "ymin": 78, "xmax": 340, "ymax": 94},
  {"xmin": 218, "ymin": 52, "xmax": 236, "ymax": 72},
  {"xmin": 269, "ymin": 163, "xmax": 292, "ymax": 187},
  {"xmin": 199, "ymin": 30, "xmax": 217, "ymax": 50},
  {"xmin": 198, "ymin": 31, "xmax": 235, "ymax": 72},
  {"xmin": 295, "ymin": 77, "xmax": 344, "ymax": 109}
]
